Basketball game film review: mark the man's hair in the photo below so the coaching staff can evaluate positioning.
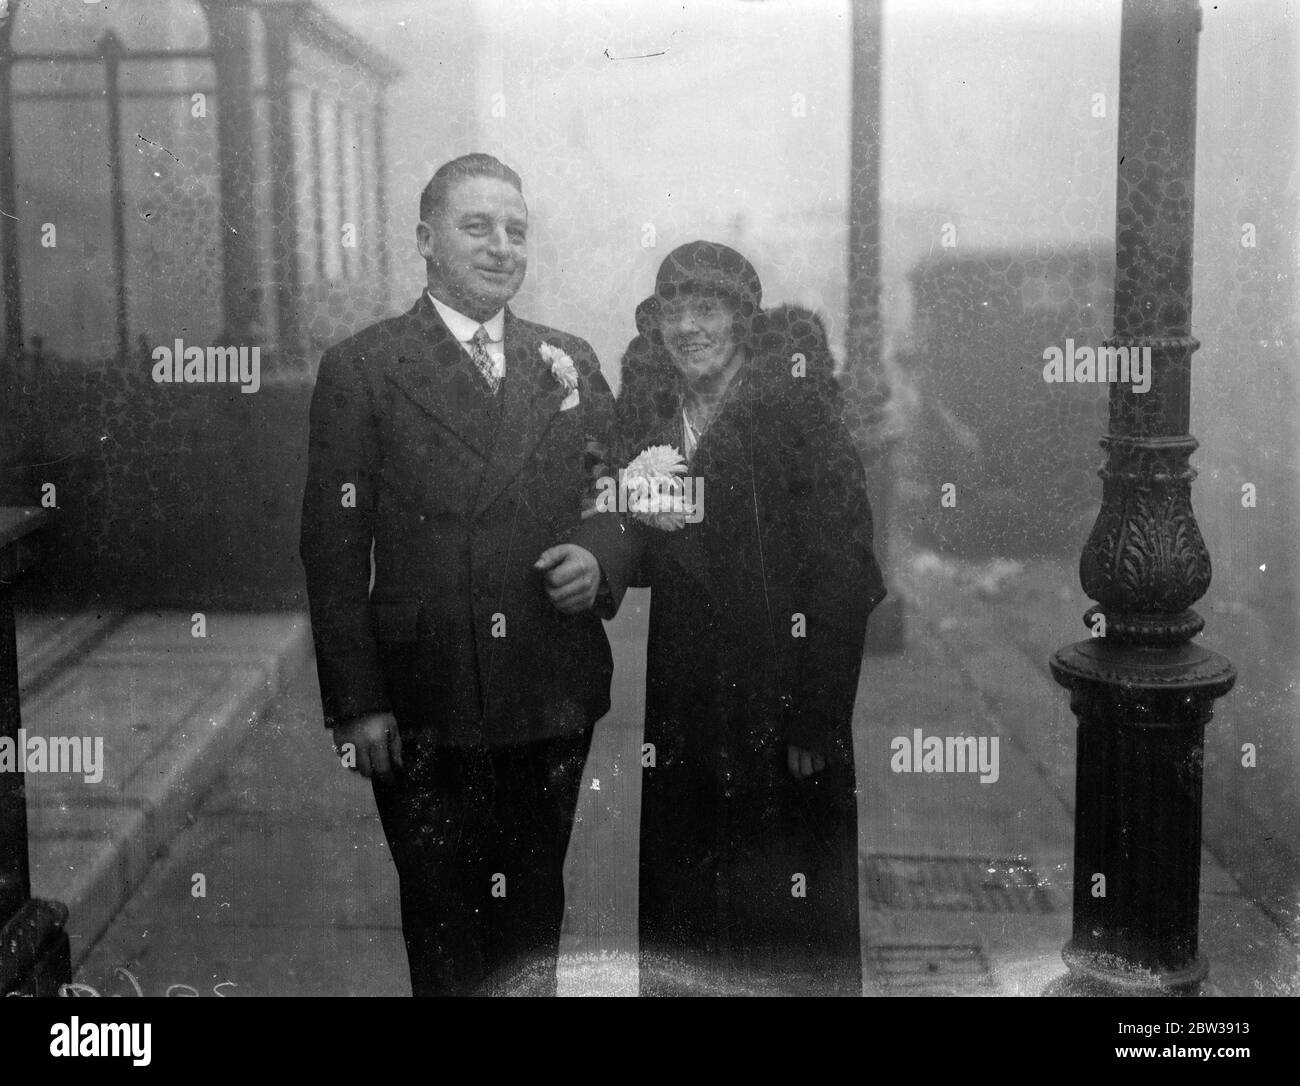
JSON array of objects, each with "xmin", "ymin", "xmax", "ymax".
[{"xmin": 418, "ymin": 153, "xmax": 524, "ymax": 224}]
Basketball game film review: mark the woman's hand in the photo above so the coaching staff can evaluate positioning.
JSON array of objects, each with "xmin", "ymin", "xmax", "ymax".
[{"xmin": 787, "ymin": 744, "xmax": 826, "ymax": 780}]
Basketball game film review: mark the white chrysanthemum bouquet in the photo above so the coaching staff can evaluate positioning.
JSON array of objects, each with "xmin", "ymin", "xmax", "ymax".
[{"xmin": 622, "ymin": 445, "xmax": 697, "ymax": 531}]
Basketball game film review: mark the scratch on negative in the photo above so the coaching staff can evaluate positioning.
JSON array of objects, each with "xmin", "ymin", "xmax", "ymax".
[
  {"xmin": 136, "ymin": 133, "xmax": 181, "ymax": 165},
  {"xmin": 13, "ymin": 453, "xmax": 78, "ymax": 468},
  {"xmin": 602, "ymin": 48, "xmax": 668, "ymax": 60}
]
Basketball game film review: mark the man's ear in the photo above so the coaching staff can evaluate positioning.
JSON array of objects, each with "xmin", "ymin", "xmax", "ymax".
[{"xmin": 416, "ymin": 221, "xmax": 435, "ymax": 261}]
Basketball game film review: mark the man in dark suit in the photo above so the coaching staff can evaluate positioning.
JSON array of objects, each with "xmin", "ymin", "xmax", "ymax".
[{"xmin": 299, "ymin": 153, "xmax": 620, "ymax": 996}]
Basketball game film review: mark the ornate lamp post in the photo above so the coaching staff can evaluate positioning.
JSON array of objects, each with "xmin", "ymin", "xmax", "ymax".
[{"xmin": 1049, "ymin": 0, "xmax": 1235, "ymax": 995}]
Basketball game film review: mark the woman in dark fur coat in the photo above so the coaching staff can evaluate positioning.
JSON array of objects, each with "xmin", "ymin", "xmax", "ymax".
[{"xmin": 579, "ymin": 241, "xmax": 886, "ymax": 995}]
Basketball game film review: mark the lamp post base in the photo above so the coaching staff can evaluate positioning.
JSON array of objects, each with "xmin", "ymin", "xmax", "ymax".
[
  {"xmin": 1049, "ymin": 636, "xmax": 1234, "ymax": 1001},
  {"xmin": 1043, "ymin": 943, "xmax": 1209, "ymax": 997}
]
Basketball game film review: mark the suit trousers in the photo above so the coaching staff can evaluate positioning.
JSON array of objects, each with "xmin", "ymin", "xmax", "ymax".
[{"xmin": 371, "ymin": 725, "xmax": 594, "ymax": 996}]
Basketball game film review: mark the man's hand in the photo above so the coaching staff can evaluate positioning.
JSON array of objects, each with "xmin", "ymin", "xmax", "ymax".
[
  {"xmin": 333, "ymin": 712, "xmax": 403, "ymax": 782},
  {"xmin": 534, "ymin": 543, "xmax": 601, "ymax": 615},
  {"xmin": 787, "ymin": 744, "xmax": 826, "ymax": 780}
]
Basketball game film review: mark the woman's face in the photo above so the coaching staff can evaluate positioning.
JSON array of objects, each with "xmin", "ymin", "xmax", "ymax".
[{"xmin": 658, "ymin": 291, "xmax": 742, "ymax": 385}]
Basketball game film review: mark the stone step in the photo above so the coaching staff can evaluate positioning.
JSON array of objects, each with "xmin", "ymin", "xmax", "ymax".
[
  {"xmin": 17, "ymin": 611, "xmax": 311, "ymax": 967},
  {"xmin": 16, "ymin": 610, "xmax": 126, "ymax": 700}
]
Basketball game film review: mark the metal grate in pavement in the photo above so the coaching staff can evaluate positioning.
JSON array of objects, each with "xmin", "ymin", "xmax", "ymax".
[
  {"xmin": 864, "ymin": 853, "xmax": 1056, "ymax": 913},
  {"xmin": 866, "ymin": 943, "xmax": 995, "ymax": 993}
]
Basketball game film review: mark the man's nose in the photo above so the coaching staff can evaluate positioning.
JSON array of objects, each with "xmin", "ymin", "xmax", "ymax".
[{"xmin": 484, "ymin": 226, "xmax": 509, "ymax": 257}]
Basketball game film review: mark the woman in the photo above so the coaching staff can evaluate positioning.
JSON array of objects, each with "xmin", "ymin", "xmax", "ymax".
[{"xmin": 582, "ymin": 241, "xmax": 886, "ymax": 995}]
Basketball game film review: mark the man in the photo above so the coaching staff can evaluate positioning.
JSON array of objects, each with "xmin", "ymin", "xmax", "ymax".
[{"xmin": 300, "ymin": 153, "xmax": 620, "ymax": 996}]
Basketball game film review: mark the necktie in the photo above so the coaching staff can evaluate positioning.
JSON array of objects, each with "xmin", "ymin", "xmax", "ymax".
[{"xmin": 467, "ymin": 325, "xmax": 502, "ymax": 395}]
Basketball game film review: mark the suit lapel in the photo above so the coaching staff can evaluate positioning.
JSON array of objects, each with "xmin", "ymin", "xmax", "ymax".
[
  {"xmin": 381, "ymin": 295, "xmax": 497, "ymax": 459},
  {"xmin": 473, "ymin": 310, "xmax": 570, "ymax": 518}
]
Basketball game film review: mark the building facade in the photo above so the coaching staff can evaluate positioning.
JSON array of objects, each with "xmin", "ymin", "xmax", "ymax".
[{"xmin": 0, "ymin": 0, "xmax": 398, "ymax": 377}]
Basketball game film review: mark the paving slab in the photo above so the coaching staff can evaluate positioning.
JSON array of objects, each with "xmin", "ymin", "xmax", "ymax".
[
  {"xmin": 73, "ymin": 644, "xmax": 407, "ymax": 997},
  {"xmin": 102, "ymin": 813, "xmax": 401, "ymax": 930},
  {"xmin": 17, "ymin": 611, "xmax": 311, "ymax": 967},
  {"xmin": 76, "ymin": 918, "xmax": 410, "ymax": 998},
  {"xmin": 15, "ymin": 610, "xmax": 125, "ymax": 697},
  {"xmin": 560, "ymin": 589, "xmax": 646, "ymax": 956}
]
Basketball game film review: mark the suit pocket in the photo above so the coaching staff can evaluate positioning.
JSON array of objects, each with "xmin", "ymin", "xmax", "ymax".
[{"xmin": 369, "ymin": 598, "xmax": 422, "ymax": 643}]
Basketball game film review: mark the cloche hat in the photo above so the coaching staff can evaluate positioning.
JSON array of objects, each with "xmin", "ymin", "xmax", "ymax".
[{"xmin": 635, "ymin": 240, "xmax": 764, "ymax": 339}]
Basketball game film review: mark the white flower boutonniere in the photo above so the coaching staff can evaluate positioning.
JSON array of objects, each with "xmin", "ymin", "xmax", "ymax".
[
  {"xmin": 540, "ymin": 342, "xmax": 579, "ymax": 392},
  {"xmin": 539, "ymin": 342, "xmax": 580, "ymax": 409}
]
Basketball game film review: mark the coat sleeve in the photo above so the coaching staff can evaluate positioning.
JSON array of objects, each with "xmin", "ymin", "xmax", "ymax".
[
  {"xmin": 299, "ymin": 344, "xmax": 390, "ymax": 729},
  {"xmin": 779, "ymin": 382, "xmax": 887, "ymax": 756}
]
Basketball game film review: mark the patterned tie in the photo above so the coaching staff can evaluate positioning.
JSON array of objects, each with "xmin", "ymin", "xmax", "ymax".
[{"xmin": 467, "ymin": 325, "xmax": 502, "ymax": 395}]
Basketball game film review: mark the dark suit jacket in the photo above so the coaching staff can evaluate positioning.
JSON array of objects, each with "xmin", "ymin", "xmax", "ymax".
[{"xmin": 300, "ymin": 293, "xmax": 622, "ymax": 748}]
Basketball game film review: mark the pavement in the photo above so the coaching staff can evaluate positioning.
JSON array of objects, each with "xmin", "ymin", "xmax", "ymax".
[
  {"xmin": 16, "ymin": 554, "xmax": 1300, "ymax": 997},
  {"xmin": 16, "ymin": 610, "xmax": 312, "ymax": 975}
]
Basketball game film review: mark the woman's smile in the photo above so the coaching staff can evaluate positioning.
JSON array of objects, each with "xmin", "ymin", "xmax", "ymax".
[{"xmin": 661, "ymin": 293, "xmax": 742, "ymax": 383}]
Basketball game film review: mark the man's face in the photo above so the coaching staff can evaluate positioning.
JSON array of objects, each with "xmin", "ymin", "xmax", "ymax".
[{"xmin": 417, "ymin": 176, "xmax": 528, "ymax": 320}]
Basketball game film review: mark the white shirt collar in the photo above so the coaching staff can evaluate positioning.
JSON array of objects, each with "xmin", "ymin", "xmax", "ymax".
[{"xmin": 426, "ymin": 291, "xmax": 505, "ymax": 343}]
